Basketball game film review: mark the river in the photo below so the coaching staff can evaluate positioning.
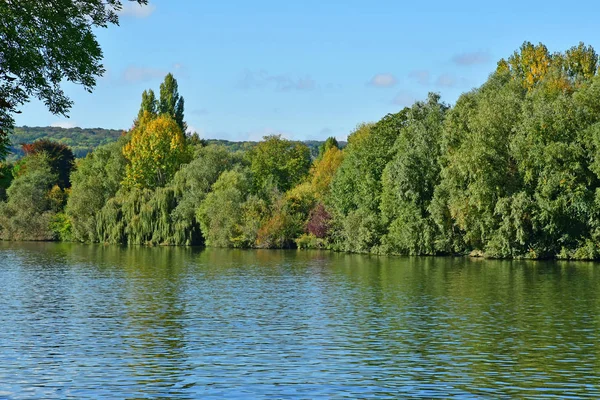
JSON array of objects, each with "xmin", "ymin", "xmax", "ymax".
[{"xmin": 1, "ymin": 242, "xmax": 599, "ymax": 398}]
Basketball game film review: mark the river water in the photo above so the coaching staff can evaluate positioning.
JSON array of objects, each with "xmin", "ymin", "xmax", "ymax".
[{"xmin": 0, "ymin": 242, "xmax": 599, "ymax": 398}]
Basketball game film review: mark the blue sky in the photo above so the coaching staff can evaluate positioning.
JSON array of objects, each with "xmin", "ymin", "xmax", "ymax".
[{"xmin": 15, "ymin": 0, "xmax": 600, "ymax": 141}]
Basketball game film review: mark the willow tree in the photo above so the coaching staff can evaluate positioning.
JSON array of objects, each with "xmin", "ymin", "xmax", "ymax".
[
  {"xmin": 197, "ymin": 168, "xmax": 252, "ymax": 247},
  {"xmin": 67, "ymin": 138, "xmax": 128, "ymax": 242},
  {"xmin": 430, "ymin": 72, "xmax": 525, "ymax": 254},
  {"xmin": 380, "ymin": 93, "xmax": 448, "ymax": 255}
]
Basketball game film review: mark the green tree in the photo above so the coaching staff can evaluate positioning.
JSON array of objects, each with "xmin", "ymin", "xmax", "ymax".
[
  {"xmin": 329, "ymin": 112, "xmax": 408, "ymax": 252},
  {"xmin": 487, "ymin": 67, "xmax": 600, "ymax": 258},
  {"xmin": 380, "ymin": 93, "xmax": 448, "ymax": 255},
  {"xmin": 317, "ymin": 136, "xmax": 339, "ymax": 160},
  {"xmin": 0, "ymin": 0, "xmax": 147, "ymax": 160},
  {"xmin": 563, "ymin": 42, "xmax": 598, "ymax": 83},
  {"xmin": 159, "ymin": 73, "xmax": 186, "ymax": 132},
  {"xmin": 249, "ymin": 135, "xmax": 311, "ymax": 193},
  {"xmin": 430, "ymin": 71, "xmax": 525, "ymax": 254},
  {"xmin": 0, "ymin": 154, "xmax": 58, "ymax": 240},
  {"xmin": 67, "ymin": 139, "xmax": 128, "ymax": 242},
  {"xmin": 167, "ymin": 145, "xmax": 242, "ymax": 245},
  {"xmin": 137, "ymin": 89, "xmax": 158, "ymax": 122},
  {"xmin": 0, "ymin": 163, "xmax": 13, "ymax": 201},
  {"xmin": 21, "ymin": 139, "xmax": 75, "ymax": 188},
  {"xmin": 197, "ymin": 168, "xmax": 252, "ymax": 247}
]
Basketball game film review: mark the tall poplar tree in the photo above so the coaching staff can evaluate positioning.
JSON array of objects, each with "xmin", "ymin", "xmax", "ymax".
[
  {"xmin": 137, "ymin": 89, "xmax": 158, "ymax": 122},
  {"xmin": 159, "ymin": 73, "xmax": 186, "ymax": 132}
]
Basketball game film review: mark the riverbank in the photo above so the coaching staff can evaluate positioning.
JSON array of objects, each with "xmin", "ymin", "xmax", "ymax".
[{"xmin": 3, "ymin": 43, "xmax": 600, "ymax": 260}]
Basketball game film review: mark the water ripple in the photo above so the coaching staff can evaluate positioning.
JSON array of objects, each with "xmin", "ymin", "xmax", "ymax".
[{"xmin": 0, "ymin": 243, "xmax": 599, "ymax": 398}]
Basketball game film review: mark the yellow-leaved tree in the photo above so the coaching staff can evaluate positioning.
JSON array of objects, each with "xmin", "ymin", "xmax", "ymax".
[
  {"xmin": 310, "ymin": 145, "xmax": 344, "ymax": 200},
  {"xmin": 496, "ymin": 41, "xmax": 598, "ymax": 93},
  {"xmin": 123, "ymin": 112, "xmax": 189, "ymax": 189},
  {"xmin": 497, "ymin": 41, "xmax": 551, "ymax": 90}
]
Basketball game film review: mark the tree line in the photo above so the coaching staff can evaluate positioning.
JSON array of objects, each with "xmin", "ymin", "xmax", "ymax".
[
  {"xmin": 8, "ymin": 128, "xmax": 344, "ymax": 162},
  {"xmin": 2, "ymin": 42, "xmax": 600, "ymax": 259}
]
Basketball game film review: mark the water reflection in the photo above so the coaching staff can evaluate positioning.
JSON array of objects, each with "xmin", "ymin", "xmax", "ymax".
[{"xmin": 0, "ymin": 242, "xmax": 599, "ymax": 398}]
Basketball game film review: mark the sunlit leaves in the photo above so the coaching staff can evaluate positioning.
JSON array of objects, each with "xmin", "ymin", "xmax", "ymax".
[
  {"xmin": 248, "ymin": 135, "xmax": 311, "ymax": 193},
  {"xmin": 123, "ymin": 113, "xmax": 189, "ymax": 190}
]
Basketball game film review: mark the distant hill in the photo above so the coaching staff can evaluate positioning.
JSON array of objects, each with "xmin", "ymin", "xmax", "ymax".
[
  {"xmin": 203, "ymin": 139, "xmax": 346, "ymax": 158},
  {"xmin": 8, "ymin": 126, "xmax": 124, "ymax": 161},
  {"xmin": 8, "ymin": 126, "xmax": 346, "ymax": 161}
]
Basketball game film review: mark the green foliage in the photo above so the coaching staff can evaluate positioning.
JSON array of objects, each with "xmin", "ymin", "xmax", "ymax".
[
  {"xmin": 84, "ymin": 143, "xmax": 239, "ymax": 246},
  {"xmin": 490, "ymin": 70, "xmax": 600, "ymax": 258},
  {"xmin": 380, "ymin": 93, "xmax": 448, "ymax": 255},
  {"xmin": 167, "ymin": 145, "xmax": 242, "ymax": 244},
  {"xmin": 51, "ymin": 213, "xmax": 73, "ymax": 242},
  {"xmin": 331, "ymin": 114, "xmax": 406, "ymax": 216},
  {"xmin": 138, "ymin": 89, "xmax": 158, "ymax": 122},
  {"xmin": 67, "ymin": 139, "xmax": 128, "ymax": 242},
  {"xmin": 295, "ymin": 233, "xmax": 327, "ymax": 249},
  {"xmin": 0, "ymin": 154, "xmax": 59, "ymax": 240},
  {"xmin": 249, "ymin": 135, "xmax": 312, "ymax": 193},
  {"xmin": 317, "ymin": 136, "xmax": 340, "ymax": 159},
  {"xmin": 0, "ymin": 0, "xmax": 146, "ymax": 161},
  {"xmin": 334, "ymin": 208, "xmax": 384, "ymax": 253},
  {"xmin": 0, "ymin": 163, "xmax": 13, "ymax": 201},
  {"xmin": 197, "ymin": 168, "xmax": 252, "ymax": 247},
  {"xmin": 21, "ymin": 139, "xmax": 75, "ymax": 188},
  {"xmin": 8, "ymin": 40, "xmax": 600, "ymax": 260},
  {"xmin": 159, "ymin": 73, "xmax": 186, "ymax": 133},
  {"xmin": 255, "ymin": 185, "xmax": 316, "ymax": 249},
  {"xmin": 329, "ymin": 112, "xmax": 408, "ymax": 252},
  {"xmin": 431, "ymin": 72, "xmax": 525, "ymax": 253}
]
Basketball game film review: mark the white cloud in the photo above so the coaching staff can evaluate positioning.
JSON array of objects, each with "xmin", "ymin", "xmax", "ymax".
[
  {"xmin": 435, "ymin": 74, "xmax": 469, "ymax": 88},
  {"xmin": 409, "ymin": 70, "xmax": 430, "ymax": 86},
  {"xmin": 392, "ymin": 91, "xmax": 416, "ymax": 107},
  {"xmin": 117, "ymin": 3, "xmax": 156, "ymax": 18},
  {"xmin": 122, "ymin": 66, "xmax": 166, "ymax": 83},
  {"xmin": 119, "ymin": 64, "xmax": 183, "ymax": 83},
  {"xmin": 452, "ymin": 51, "xmax": 490, "ymax": 66},
  {"xmin": 51, "ymin": 120, "xmax": 77, "ymax": 129},
  {"xmin": 368, "ymin": 73, "xmax": 397, "ymax": 88},
  {"xmin": 435, "ymin": 74, "xmax": 457, "ymax": 88},
  {"xmin": 191, "ymin": 108, "xmax": 209, "ymax": 116},
  {"xmin": 238, "ymin": 70, "xmax": 317, "ymax": 92}
]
